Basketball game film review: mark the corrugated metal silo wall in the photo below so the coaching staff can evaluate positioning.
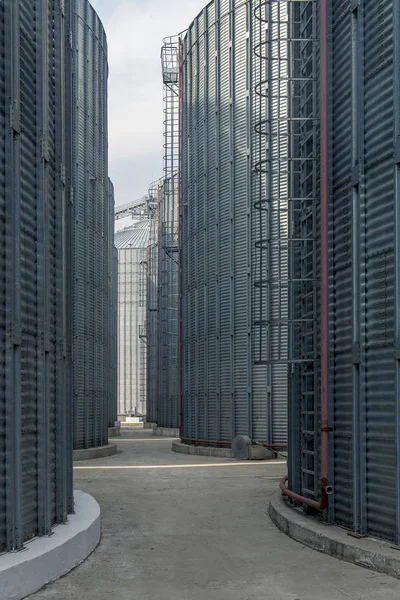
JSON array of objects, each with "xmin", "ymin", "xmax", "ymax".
[
  {"xmin": 147, "ymin": 218, "xmax": 158, "ymax": 424},
  {"xmin": 157, "ymin": 176, "xmax": 179, "ymax": 428},
  {"xmin": 329, "ymin": 0, "xmax": 399, "ymax": 543},
  {"xmin": 117, "ymin": 223, "xmax": 150, "ymax": 417},
  {"xmin": 108, "ymin": 179, "xmax": 118, "ymax": 427},
  {"xmin": 180, "ymin": 0, "xmax": 288, "ymax": 444},
  {"xmin": 287, "ymin": 0, "xmax": 400, "ymax": 544},
  {"xmin": 0, "ymin": 0, "xmax": 73, "ymax": 553},
  {"xmin": 112, "ymin": 246, "xmax": 119, "ymax": 423},
  {"xmin": 71, "ymin": 0, "xmax": 110, "ymax": 449}
]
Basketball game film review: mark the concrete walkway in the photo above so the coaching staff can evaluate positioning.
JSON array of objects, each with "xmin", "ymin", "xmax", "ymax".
[{"xmin": 32, "ymin": 429, "xmax": 400, "ymax": 600}]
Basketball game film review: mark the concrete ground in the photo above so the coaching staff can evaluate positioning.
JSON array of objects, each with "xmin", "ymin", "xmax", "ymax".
[{"xmin": 32, "ymin": 429, "xmax": 400, "ymax": 600}]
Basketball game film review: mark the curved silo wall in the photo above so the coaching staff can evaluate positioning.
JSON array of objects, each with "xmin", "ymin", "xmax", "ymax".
[
  {"xmin": 71, "ymin": 0, "xmax": 111, "ymax": 449},
  {"xmin": 286, "ymin": 0, "xmax": 400, "ymax": 545},
  {"xmin": 147, "ymin": 210, "xmax": 159, "ymax": 424},
  {"xmin": 180, "ymin": 0, "xmax": 288, "ymax": 445},
  {"xmin": 328, "ymin": 0, "xmax": 398, "ymax": 543},
  {"xmin": 110, "ymin": 245, "xmax": 119, "ymax": 425},
  {"xmin": 158, "ymin": 176, "xmax": 179, "ymax": 428},
  {"xmin": 0, "ymin": 0, "xmax": 73, "ymax": 552},
  {"xmin": 108, "ymin": 179, "xmax": 118, "ymax": 427},
  {"xmin": 116, "ymin": 221, "xmax": 150, "ymax": 418}
]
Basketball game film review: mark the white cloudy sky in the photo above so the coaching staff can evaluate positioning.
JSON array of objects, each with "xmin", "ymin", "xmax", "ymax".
[{"xmin": 90, "ymin": 0, "xmax": 206, "ymax": 210}]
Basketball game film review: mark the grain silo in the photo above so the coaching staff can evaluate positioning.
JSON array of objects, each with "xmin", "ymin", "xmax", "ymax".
[
  {"xmin": 279, "ymin": 0, "xmax": 400, "ymax": 546},
  {"xmin": 179, "ymin": 0, "xmax": 289, "ymax": 448},
  {"xmin": 116, "ymin": 221, "xmax": 151, "ymax": 419},
  {"xmin": 0, "ymin": 0, "xmax": 73, "ymax": 553},
  {"xmin": 71, "ymin": 0, "xmax": 116, "ymax": 452},
  {"xmin": 107, "ymin": 180, "xmax": 118, "ymax": 431},
  {"xmin": 157, "ymin": 175, "xmax": 179, "ymax": 431},
  {"xmin": 325, "ymin": 0, "xmax": 400, "ymax": 543}
]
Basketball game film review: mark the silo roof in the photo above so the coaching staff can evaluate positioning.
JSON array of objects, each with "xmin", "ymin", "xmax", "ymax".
[{"xmin": 115, "ymin": 220, "xmax": 151, "ymax": 249}]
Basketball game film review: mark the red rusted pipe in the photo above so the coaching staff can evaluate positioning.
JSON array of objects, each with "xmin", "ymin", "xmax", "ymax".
[
  {"xmin": 180, "ymin": 438, "xmax": 287, "ymax": 448},
  {"xmin": 260, "ymin": 443, "xmax": 288, "ymax": 449},
  {"xmin": 281, "ymin": 0, "xmax": 331, "ymax": 510},
  {"xmin": 319, "ymin": 0, "xmax": 330, "ymax": 483},
  {"xmin": 180, "ymin": 439, "xmax": 288, "ymax": 449},
  {"xmin": 280, "ymin": 476, "xmax": 329, "ymax": 511},
  {"xmin": 180, "ymin": 437, "xmax": 231, "ymax": 446}
]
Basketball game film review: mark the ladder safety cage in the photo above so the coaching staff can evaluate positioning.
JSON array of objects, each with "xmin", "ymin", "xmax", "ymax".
[
  {"xmin": 253, "ymin": 0, "xmax": 320, "ymax": 491},
  {"xmin": 158, "ymin": 35, "xmax": 181, "ymax": 429},
  {"xmin": 146, "ymin": 179, "xmax": 163, "ymax": 424}
]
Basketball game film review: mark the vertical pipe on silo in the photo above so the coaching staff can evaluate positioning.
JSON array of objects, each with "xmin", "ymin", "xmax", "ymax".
[
  {"xmin": 319, "ymin": 0, "xmax": 330, "ymax": 483},
  {"xmin": 266, "ymin": 0, "xmax": 273, "ymax": 445},
  {"xmin": 36, "ymin": 0, "xmax": 51, "ymax": 536},
  {"xmin": 178, "ymin": 38, "xmax": 183, "ymax": 433},
  {"xmin": 55, "ymin": 0, "xmax": 71, "ymax": 521},
  {"xmin": 394, "ymin": 0, "xmax": 400, "ymax": 546},
  {"xmin": 194, "ymin": 20, "xmax": 200, "ymax": 439},
  {"xmin": 5, "ymin": 0, "xmax": 22, "ymax": 551},
  {"xmin": 350, "ymin": 0, "xmax": 367, "ymax": 538},
  {"xmin": 246, "ymin": 0, "xmax": 254, "ymax": 446},
  {"xmin": 156, "ymin": 192, "xmax": 161, "ymax": 424},
  {"xmin": 215, "ymin": 0, "xmax": 221, "ymax": 442},
  {"xmin": 64, "ymin": 0, "xmax": 74, "ymax": 513}
]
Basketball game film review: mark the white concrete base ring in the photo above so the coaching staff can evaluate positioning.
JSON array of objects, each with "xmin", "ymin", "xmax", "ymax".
[{"xmin": 0, "ymin": 490, "xmax": 100, "ymax": 599}]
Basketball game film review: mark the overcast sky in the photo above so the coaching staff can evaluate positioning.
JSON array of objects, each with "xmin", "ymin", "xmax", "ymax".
[{"xmin": 89, "ymin": 0, "xmax": 206, "ymax": 212}]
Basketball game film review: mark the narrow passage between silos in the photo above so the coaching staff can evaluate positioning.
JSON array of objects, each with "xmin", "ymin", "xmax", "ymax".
[{"xmin": 32, "ymin": 427, "xmax": 400, "ymax": 600}]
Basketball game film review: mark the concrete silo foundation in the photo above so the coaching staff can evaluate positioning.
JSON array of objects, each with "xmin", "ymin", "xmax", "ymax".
[{"xmin": 0, "ymin": 491, "xmax": 100, "ymax": 600}]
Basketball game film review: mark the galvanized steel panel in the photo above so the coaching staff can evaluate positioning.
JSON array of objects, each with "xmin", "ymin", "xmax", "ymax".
[
  {"xmin": 181, "ymin": 0, "xmax": 288, "ymax": 445},
  {"xmin": 330, "ymin": 0, "xmax": 354, "ymax": 529},
  {"xmin": 288, "ymin": 0, "xmax": 400, "ymax": 543},
  {"xmin": 157, "ymin": 176, "xmax": 179, "ymax": 428},
  {"xmin": 146, "ymin": 238, "xmax": 158, "ymax": 423},
  {"xmin": 327, "ymin": 0, "xmax": 399, "ymax": 542},
  {"xmin": 0, "ymin": 0, "xmax": 72, "ymax": 553},
  {"xmin": 107, "ymin": 180, "xmax": 118, "ymax": 427},
  {"xmin": 71, "ymin": 0, "xmax": 111, "ymax": 450},
  {"xmin": 0, "ymin": 0, "xmax": 6, "ymax": 549}
]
